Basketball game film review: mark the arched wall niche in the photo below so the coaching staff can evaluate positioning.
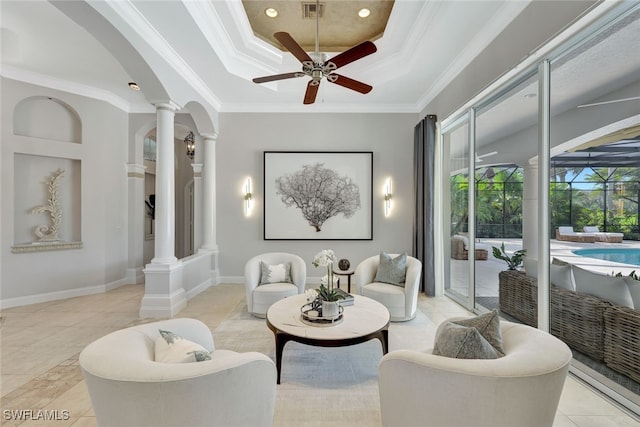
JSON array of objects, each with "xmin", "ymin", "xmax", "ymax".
[{"xmin": 14, "ymin": 96, "xmax": 82, "ymax": 143}]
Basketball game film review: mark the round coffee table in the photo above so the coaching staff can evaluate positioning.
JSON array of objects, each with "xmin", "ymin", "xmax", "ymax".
[{"xmin": 266, "ymin": 293, "xmax": 390, "ymax": 384}]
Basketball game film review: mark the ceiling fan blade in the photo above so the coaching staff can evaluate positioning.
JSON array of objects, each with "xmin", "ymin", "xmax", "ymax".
[
  {"xmin": 328, "ymin": 74, "xmax": 372, "ymax": 94},
  {"xmin": 325, "ymin": 41, "xmax": 377, "ymax": 70},
  {"xmin": 477, "ymin": 151, "xmax": 498, "ymax": 159},
  {"xmin": 303, "ymin": 81, "xmax": 319, "ymax": 105},
  {"xmin": 578, "ymin": 96, "xmax": 640, "ymax": 108},
  {"xmin": 252, "ymin": 72, "xmax": 304, "ymax": 84},
  {"xmin": 274, "ymin": 32, "xmax": 313, "ymax": 64}
]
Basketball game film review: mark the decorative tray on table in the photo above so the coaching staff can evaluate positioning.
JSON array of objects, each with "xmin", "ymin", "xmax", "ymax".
[{"xmin": 300, "ymin": 303, "xmax": 344, "ymax": 327}]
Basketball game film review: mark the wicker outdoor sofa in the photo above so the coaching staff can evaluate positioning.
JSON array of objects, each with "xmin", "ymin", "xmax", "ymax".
[
  {"xmin": 499, "ymin": 269, "xmax": 640, "ymax": 383},
  {"xmin": 450, "ymin": 235, "xmax": 489, "ymax": 260}
]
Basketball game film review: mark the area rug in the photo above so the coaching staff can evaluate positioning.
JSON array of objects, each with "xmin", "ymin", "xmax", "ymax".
[{"xmin": 212, "ymin": 300, "xmax": 435, "ymax": 427}]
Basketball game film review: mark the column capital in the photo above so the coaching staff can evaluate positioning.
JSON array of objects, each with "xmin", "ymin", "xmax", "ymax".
[
  {"xmin": 201, "ymin": 132, "xmax": 218, "ymax": 141},
  {"xmin": 151, "ymin": 100, "xmax": 181, "ymax": 111},
  {"xmin": 126, "ymin": 163, "xmax": 146, "ymax": 175}
]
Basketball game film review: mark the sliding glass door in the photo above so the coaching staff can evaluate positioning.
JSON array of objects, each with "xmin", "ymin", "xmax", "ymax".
[
  {"xmin": 443, "ymin": 117, "xmax": 473, "ymax": 309},
  {"xmin": 439, "ymin": 1, "xmax": 640, "ymax": 414}
]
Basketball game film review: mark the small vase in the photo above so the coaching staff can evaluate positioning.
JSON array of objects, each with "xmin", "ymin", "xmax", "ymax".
[
  {"xmin": 338, "ymin": 259, "xmax": 350, "ymax": 271},
  {"xmin": 322, "ymin": 301, "xmax": 340, "ymax": 318}
]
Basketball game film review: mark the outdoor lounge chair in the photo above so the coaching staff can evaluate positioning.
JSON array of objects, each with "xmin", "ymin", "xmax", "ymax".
[
  {"xmin": 555, "ymin": 226, "xmax": 596, "ymax": 243},
  {"xmin": 583, "ymin": 226, "xmax": 624, "ymax": 243},
  {"xmin": 450, "ymin": 235, "xmax": 489, "ymax": 260}
]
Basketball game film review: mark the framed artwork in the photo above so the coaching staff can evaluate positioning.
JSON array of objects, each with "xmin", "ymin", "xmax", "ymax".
[{"xmin": 264, "ymin": 151, "xmax": 373, "ymax": 240}]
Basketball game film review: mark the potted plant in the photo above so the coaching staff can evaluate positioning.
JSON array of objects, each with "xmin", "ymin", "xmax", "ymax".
[
  {"xmin": 492, "ymin": 242, "xmax": 527, "ymax": 271},
  {"xmin": 312, "ymin": 249, "xmax": 344, "ymax": 316}
]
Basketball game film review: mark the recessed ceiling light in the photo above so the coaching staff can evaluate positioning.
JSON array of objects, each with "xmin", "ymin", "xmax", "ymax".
[
  {"xmin": 358, "ymin": 8, "xmax": 370, "ymax": 18},
  {"xmin": 265, "ymin": 7, "xmax": 278, "ymax": 18},
  {"xmin": 128, "ymin": 82, "xmax": 140, "ymax": 91},
  {"xmin": 524, "ymin": 93, "xmax": 537, "ymax": 99}
]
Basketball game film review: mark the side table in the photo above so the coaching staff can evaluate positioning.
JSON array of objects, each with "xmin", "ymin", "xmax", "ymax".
[{"xmin": 333, "ymin": 269, "xmax": 354, "ymax": 293}]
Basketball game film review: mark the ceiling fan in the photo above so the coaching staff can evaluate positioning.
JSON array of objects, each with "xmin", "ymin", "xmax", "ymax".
[{"xmin": 252, "ymin": 1, "xmax": 377, "ymax": 105}]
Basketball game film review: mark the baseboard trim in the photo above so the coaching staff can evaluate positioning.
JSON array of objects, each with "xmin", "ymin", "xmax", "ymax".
[
  {"xmin": 126, "ymin": 267, "xmax": 145, "ymax": 284},
  {"xmin": 186, "ymin": 278, "xmax": 212, "ymax": 300},
  {"xmin": 218, "ymin": 276, "xmax": 244, "ymax": 284},
  {"xmin": 0, "ymin": 285, "xmax": 106, "ymax": 309},
  {"xmin": 105, "ymin": 277, "xmax": 129, "ymax": 292}
]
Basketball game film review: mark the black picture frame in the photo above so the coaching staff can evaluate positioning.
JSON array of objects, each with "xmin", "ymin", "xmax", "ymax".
[{"xmin": 263, "ymin": 151, "xmax": 373, "ymax": 240}]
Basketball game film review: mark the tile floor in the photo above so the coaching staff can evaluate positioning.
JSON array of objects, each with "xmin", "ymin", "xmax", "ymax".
[{"xmin": 1, "ymin": 283, "xmax": 639, "ymax": 426}]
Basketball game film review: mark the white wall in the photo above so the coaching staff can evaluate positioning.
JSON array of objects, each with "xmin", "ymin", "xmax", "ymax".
[
  {"xmin": 1, "ymin": 79, "xmax": 421, "ymax": 304},
  {"xmin": 216, "ymin": 112, "xmax": 419, "ymax": 281},
  {"xmin": 1, "ymin": 78, "xmax": 130, "ymax": 304}
]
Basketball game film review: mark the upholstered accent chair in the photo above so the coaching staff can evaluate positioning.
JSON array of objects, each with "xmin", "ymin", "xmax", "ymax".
[
  {"xmin": 378, "ymin": 319, "xmax": 572, "ymax": 427},
  {"xmin": 353, "ymin": 254, "xmax": 422, "ymax": 321},
  {"xmin": 79, "ymin": 318, "xmax": 277, "ymax": 427},
  {"xmin": 244, "ymin": 252, "xmax": 306, "ymax": 317}
]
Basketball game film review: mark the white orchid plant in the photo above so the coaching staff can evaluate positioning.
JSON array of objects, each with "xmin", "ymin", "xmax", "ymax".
[
  {"xmin": 312, "ymin": 249, "xmax": 344, "ymax": 302},
  {"xmin": 312, "ymin": 249, "xmax": 335, "ymax": 268}
]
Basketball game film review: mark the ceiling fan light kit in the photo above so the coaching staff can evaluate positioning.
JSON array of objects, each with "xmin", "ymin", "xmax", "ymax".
[{"xmin": 252, "ymin": 1, "xmax": 377, "ymax": 104}]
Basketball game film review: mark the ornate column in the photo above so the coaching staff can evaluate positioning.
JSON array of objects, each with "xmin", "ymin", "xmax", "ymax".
[
  {"xmin": 141, "ymin": 101, "xmax": 186, "ymax": 318},
  {"xmin": 127, "ymin": 163, "xmax": 146, "ymax": 284},
  {"xmin": 198, "ymin": 133, "xmax": 220, "ymax": 284},
  {"xmin": 151, "ymin": 102, "xmax": 179, "ymax": 264},
  {"xmin": 191, "ymin": 163, "xmax": 203, "ymax": 251},
  {"xmin": 201, "ymin": 133, "xmax": 218, "ymax": 251}
]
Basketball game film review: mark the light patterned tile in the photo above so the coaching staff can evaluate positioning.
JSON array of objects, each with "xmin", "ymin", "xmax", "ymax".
[
  {"xmin": 554, "ymin": 412, "xmax": 580, "ymax": 427},
  {"xmin": 0, "ymin": 375, "xmax": 33, "ymax": 398},
  {"xmin": 1, "ymin": 282, "xmax": 640, "ymax": 427},
  {"xmin": 35, "ymin": 382, "xmax": 93, "ymax": 424},
  {"xmin": 558, "ymin": 377, "xmax": 632, "ymax": 417},
  {"xmin": 566, "ymin": 415, "xmax": 640, "ymax": 427},
  {"xmin": 69, "ymin": 417, "xmax": 97, "ymax": 427}
]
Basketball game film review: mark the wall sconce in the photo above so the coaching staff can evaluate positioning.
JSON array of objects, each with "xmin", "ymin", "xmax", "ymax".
[
  {"xmin": 384, "ymin": 178, "xmax": 392, "ymax": 217},
  {"xmin": 244, "ymin": 178, "xmax": 252, "ymax": 216},
  {"xmin": 184, "ymin": 131, "xmax": 195, "ymax": 159}
]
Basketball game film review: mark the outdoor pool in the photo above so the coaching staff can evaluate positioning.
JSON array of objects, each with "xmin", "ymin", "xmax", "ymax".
[{"xmin": 573, "ymin": 248, "xmax": 640, "ymax": 267}]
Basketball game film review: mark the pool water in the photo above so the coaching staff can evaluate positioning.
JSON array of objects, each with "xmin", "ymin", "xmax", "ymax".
[{"xmin": 573, "ymin": 248, "xmax": 640, "ymax": 267}]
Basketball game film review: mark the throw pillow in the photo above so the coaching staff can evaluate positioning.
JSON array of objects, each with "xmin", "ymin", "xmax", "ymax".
[
  {"xmin": 432, "ymin": 322, "xmax": 499, "ymax": 359},
  {"xmin": 523, "ymin": 258, "xmax": 575, "ymax": 291},
  {"xmin": 523, "ymin": 257, "xmax": 537, "ymax": 278},
  {"xmin": 374, "ymin": 252, "xmax": 407, "ymax": 286},
  {"xmin": 259, "ymin": 261, "xmax": 292, "ymax": 285},
  {"xmin": 573, "ymin": 266, "xmax": 634, "ymax": 308},
  {"xmin": 451, "ymin": 309, "xmax": 505, "ymax": 357},
  {"xmin": 550, "ymin": 264, "xmax": 576, "ymax": 291},
  {"xmin": 155, "ymin": 330, "xmax": 212, "ymax": 363},
  {"xmin": 624, "ymin": 276, "xmax": 640, "ymax": 309}
]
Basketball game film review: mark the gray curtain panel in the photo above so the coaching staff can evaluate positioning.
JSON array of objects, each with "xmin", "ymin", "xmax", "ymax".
[{"xmin": 413, "ymin": 115, "xmax": 437, "ymax": 295}]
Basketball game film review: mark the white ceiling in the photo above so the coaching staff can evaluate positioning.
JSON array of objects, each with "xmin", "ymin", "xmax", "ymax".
[{"xmin": 0, "ymin": 0, "xmax": 531, "ymax": 114}]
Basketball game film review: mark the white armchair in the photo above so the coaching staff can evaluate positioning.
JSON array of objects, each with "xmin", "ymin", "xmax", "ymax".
[
  {"xmin": 378, "ymin": 319, "xmax": 572, "ymax": 427},
  {"xmin": 79, "ymin": 318, "xmax": 277, "ymax": 427},
  {"xmin": 354, "ymin": 254, "xmax": 422, "ymax": 321},
  {"xmin": 245, "ymin": 252, "xmax": 306, "ymax": 317}
]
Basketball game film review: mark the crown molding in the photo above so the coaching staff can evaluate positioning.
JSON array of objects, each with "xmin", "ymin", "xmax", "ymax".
[
  {"xmin": 416, "ymin": 1, "xmax": 531, "ymax": 112},
  {"xmin": 219, "ymin": 102, "xmax": 420, "ymax": 114},
  {"xmin": 96, "ymin": 0, "xmax": 223, "ymax": 111},
  {"xmin": 0, "ymin": 65, "xmax": 153, "ymax": 113},
  {"xmin": 181, "ymin": 0, "xmax": 281, "ymax": 86}
]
